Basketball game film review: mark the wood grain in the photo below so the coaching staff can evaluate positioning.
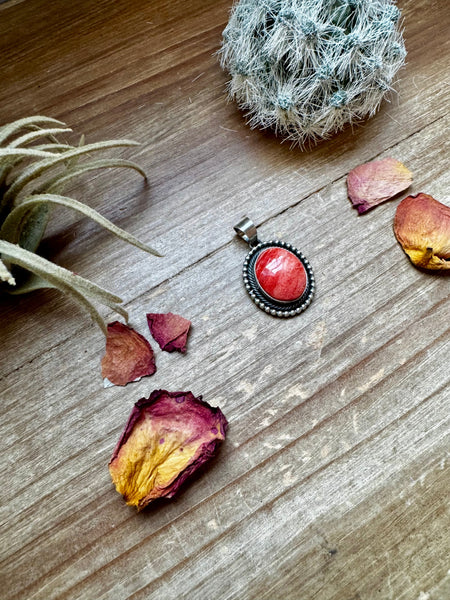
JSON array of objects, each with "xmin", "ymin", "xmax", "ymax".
[{"xmin": 0, "ymin": 1, "xmax": 449, "ymax": 599}]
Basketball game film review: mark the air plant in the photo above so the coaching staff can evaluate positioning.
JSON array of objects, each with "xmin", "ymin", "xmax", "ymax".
[
  {"xmin": 220, "ymin": 0, "xmax": 406, "ymax": 146},
  {"xmin": 0, "ymin": 116, "xmax": 160, "ymax": 334}
]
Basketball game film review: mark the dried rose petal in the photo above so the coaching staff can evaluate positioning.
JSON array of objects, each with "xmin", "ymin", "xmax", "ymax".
[
  {"xmin": 101, "ymin": 321, "xmax": 156, "ymax": 386},
  {"xmin": 109, "ymin": 390, "xmax": 228, "ymax": 509},
  {"xmin": 394, "ymin": 193, "xmax": 450, "ymax": 270},
  {"xmin": 146, "ymin": 312, "xmax": 191, "ymax": 353},
  {"xmin": 347, "ymin": 157, "xmax": 413, "ymax": 214}
]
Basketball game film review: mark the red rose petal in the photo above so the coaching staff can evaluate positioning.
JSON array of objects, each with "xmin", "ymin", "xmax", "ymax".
[
  {"xmin": 347, "ymin": 157, "xmax": 413, "ymax": 214},
  {"xmin": 146, "ymin": 312, "xmax": 191, "ymax": 353},
  {"xmin": 101, "ymin": 321, "xmax": 156, "ymax": 386}
]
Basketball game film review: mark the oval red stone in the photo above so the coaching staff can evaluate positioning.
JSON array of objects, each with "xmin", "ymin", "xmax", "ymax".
[{"xmin": 254, "ymin": 247, "xmax": 307, "ymax": 302}]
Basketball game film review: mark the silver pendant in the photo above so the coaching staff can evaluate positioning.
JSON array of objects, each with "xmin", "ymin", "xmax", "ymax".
[{"xmin": 234, "ymin": 217, "xmax": 315, "ymax": 317}]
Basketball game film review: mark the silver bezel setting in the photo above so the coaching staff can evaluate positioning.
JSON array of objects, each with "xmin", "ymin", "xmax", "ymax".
[{"xmin": 242, "ymin": 240, "xmax": 315, "ymax": 317}]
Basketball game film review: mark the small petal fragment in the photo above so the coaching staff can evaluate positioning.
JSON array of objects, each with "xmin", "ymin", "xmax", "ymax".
[
  {"xmin": 347, "ymin": 157, "xmax": 413, "ymax": 214},
  {"xmin": 109, "ymin": 390, "xmax": 228, "ymax": 509},
  {"xmin": 394, "ymin": 193, "xmax": 450, "ymax": 270},
  {"xmin": 146, "ymin": 312, "xmax": 191, "ymax": 353},
  {"xmin": 101, "ymin": 321, "xmax": 156, "ymax": 386}
]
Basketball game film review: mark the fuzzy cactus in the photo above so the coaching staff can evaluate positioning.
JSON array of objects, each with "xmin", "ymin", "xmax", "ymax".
[{"xmin": 220, "ymin": 0, "xmax": 406, "ymax": 146}]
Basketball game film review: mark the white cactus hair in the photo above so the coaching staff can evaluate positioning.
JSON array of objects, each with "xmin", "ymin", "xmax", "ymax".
[{"xmin": 219, "ymin": 0, "xmax": 406, "ymax": 146}]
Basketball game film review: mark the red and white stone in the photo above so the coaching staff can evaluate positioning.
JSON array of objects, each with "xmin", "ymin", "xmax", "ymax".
[{"xmin": 254, "ymin": 247, "xmax": 307, "ymax": 302}]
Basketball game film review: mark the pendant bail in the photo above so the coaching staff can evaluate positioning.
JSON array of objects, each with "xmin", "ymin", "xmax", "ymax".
[{"xmin": 234, "ymin": 216, "xmax": 259, "ymax": 247}]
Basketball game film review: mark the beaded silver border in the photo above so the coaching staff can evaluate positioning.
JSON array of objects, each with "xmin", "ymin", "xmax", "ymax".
[{"xmin": 242, "ymin": 240, "xmax": 315, "ymax": 317}]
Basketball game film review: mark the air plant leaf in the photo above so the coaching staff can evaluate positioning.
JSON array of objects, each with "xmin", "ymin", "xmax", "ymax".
[
  {"xmin": 5, "ymin": 266, "xmax": 127, "ymax": 324},
  {"xmin": 0, "ymin": 257, "xmax": 15, "ymax": 285},
  {"xmin": 394, "ymin": 193, "xmax": 450, "ymax": 270},
  {"xmin": 0, "ymin": 240, "xmax": 121, "ymax": 333},
  {"xmin": 0, "ymin": 115, "xmax": 160, "ymax": 333},
  {"xmin": 101, "ymin": 321, "xmax": 156, "ymax": 386},
  {"xmin": 2, "ymin": 203, "xmax": 50, "ymax": 252},
  {"xmin": 0, "ymin": 148, "xmax": 58, "ymax": 161},
  {"xmin": 109, "ymin": 390, "xmax": 228, "ymax": 510},
  {"xmin": 0, "ymin": 194, "xmax": 160, "ymax": 255},
  {"xmin": 0, "ymin": 242, "xmax": 129, "ymax": 324},
  {"xmin": 33, "ymin": 143, "xmax": 73, "ymax": 153},
  {"xmin": 0, "ymin": 116, "xmax": 65, "ymax": 145},
  {"xmin": 8, "ymin": 128, "xmax": 73, "ymax": 149},
  {"xmin": 2, "ymin": 139, "xmax": 141, "ymax": 206},
  {"xmin": 0, "ymin": 148, "xmax": 59, "ymax": 218},
  {"xmin": 347, "ymin": 157, "xmax": 413, "ymax": 214},
  {"xmin": 6, "ymin": 271, "xmax": 55, "ymax": 295},
  {"xmin": 36, "ymin": 158, "xmax": 146, "ymax": 195},
  {"xmin": 0, "ymin": 145, "xmax": 62, "ymax": 174}
]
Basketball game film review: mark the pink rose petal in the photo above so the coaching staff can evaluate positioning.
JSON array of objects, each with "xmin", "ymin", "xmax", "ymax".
[
  {"xmin": 146, "ymin": 312, "xmax": 191, "ymax": 353},
  {"xmin": 101, "ymin": 321, "xmax": 156, "ymax": 386},
  {"xmin": 347, "ymin": 157, "xmax": 413, "ymax": 214}
]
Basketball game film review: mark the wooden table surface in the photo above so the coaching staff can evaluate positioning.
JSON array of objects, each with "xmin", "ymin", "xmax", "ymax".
[{"xmin": 1, "ymin": 1, "xmax": 449, "ymax": 598}]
